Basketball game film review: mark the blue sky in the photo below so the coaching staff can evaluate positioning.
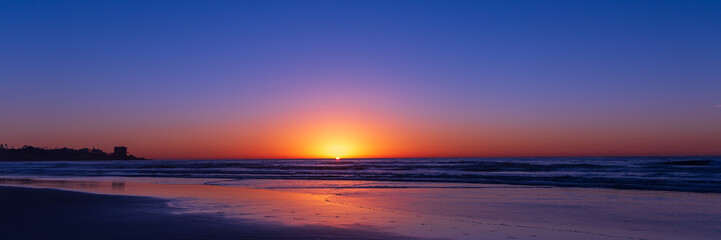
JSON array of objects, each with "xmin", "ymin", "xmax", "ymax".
[{"xmin": 1, "ymin": 0, "xmax": 720, "ymax": 157}]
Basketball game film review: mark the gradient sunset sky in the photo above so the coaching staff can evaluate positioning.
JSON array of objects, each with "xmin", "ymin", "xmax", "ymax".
[{"xmin": 1, "ymin": 0, "xmax": 720, "ymax": 159}]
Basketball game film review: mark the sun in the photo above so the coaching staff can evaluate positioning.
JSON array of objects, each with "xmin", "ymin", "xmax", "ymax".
[{"xmin": 323, "ymin": 143, "xmax": 351, "ymax": 159}]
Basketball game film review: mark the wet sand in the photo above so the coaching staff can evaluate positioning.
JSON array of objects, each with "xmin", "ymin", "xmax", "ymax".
[
  {"xmin": 1, "ymin": 177, "xmax": 720, "ymax": 240},
  {"xmin": 0, "ymin": 185, "xmax": 427, "ymax": 240}
]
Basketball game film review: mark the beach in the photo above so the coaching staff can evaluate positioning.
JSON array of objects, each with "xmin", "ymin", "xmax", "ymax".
[
  {"xmin": 1, "ymin": 177, "xmax": 719, "ymax": 240},
  {"xmin": 0, "ymin": 184, "xmax": 424, "ymax": 240}
]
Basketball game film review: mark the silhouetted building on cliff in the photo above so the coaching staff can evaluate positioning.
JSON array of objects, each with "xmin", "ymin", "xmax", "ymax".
[
  {"xmin": 113, "ymin": 146, "xmax": 128, "ymax": 157},
  {"xmin": 0, "ymin": 145, "xmax": 145, "ymax": 161}
]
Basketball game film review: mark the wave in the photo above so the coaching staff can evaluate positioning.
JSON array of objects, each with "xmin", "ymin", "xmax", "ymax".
[{"xmin": 0, "ymin": 156, "xmax": 719, "ymax": 193}]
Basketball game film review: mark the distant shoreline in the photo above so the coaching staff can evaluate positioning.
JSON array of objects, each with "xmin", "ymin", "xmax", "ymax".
[{"xmin": 0, "ymin": 145, "xmax": 145, "ymax": 161}]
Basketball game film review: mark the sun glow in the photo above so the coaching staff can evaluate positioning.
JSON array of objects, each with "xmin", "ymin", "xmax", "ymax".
[
  {"xmin": 325, "ymin": 144, "xmax": 351, "ymax": 159},
  {"xmin": 223, "ymin": 108, "xmax": 413, "ymax": 159}
]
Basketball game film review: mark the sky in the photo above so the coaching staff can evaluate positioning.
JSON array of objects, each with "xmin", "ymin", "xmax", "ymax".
[{"xmin": 1, "ymin": 0, "xmax": 720, "ymax": 159}]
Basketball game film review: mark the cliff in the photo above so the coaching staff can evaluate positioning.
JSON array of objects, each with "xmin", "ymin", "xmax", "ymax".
[{"xmin": 0, "ymin": 145, "xmax": 146, "ymax": 161}]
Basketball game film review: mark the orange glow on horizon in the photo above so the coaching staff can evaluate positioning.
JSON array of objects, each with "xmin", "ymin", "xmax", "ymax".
[{"xmin": 10, "ymin": 95, "xmax": 721, "ymax": 159}]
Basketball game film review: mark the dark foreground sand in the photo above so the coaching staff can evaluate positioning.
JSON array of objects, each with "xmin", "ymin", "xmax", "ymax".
[{"xmin": 0, "ymin": 186, "xmax": 427, "ymax": 240}]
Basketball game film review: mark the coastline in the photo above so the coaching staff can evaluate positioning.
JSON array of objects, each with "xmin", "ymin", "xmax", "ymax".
[{"xmin": 1, "ymin": 177, "xmax": 720, "ymax": 240}]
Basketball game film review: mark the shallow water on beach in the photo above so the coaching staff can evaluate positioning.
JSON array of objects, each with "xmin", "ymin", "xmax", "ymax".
[
  {"xmin": 2, "ymin": 157, "xmax": 720, "ymax": 239},
  {"xmin": 1, "ymin": 177, "xmax": 720, "ymax": 240}
]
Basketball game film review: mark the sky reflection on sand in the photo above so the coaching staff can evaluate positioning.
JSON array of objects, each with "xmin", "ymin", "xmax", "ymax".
[{"xmin": 1, "ymin": 177, "xmax": 720, "ymax": 240}]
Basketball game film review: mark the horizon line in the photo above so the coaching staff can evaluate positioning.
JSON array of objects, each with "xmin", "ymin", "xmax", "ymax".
[{"xmin": 151, "ymin": 154, "xmax": 721, "ymax": 160}]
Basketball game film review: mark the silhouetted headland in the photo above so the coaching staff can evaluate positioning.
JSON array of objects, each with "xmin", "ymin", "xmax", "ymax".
[{"xmin": 0, "ymin": 145, "xmax": 145, "ymax": 161}]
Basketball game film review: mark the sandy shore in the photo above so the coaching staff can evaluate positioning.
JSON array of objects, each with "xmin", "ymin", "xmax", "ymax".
[
  {"xmin": 1, "ymin": 177, "xmax": 720, "ymax": 240},
  {"xmin": 0, "ymin": 185, "xmax": 427, "ymax": 240}
]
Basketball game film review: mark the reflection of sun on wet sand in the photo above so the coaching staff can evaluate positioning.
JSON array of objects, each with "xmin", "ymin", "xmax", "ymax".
[
  {"xmin": 0, "ymin": 186, "xmax": 425, "ymax": 240},
  {"xmin": 1, "ymin": 177, "xmax": 720, "ymax": 240}
]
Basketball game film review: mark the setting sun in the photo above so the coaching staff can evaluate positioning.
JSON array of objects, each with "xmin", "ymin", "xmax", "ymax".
[{"xmin": 325, "ymin": 144, "xmax": 350, "ymax": 159}]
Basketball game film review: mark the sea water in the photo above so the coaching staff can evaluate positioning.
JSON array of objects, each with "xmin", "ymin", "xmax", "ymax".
[{"xmin": 1, "ymin": 156, "xmax": 719, "ymax": 192}]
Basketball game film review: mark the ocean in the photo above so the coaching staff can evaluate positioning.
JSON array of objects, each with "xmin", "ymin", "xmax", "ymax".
[{"xmin": 1, "ymin": 156, "xmax": 719, "ymax": 193}]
